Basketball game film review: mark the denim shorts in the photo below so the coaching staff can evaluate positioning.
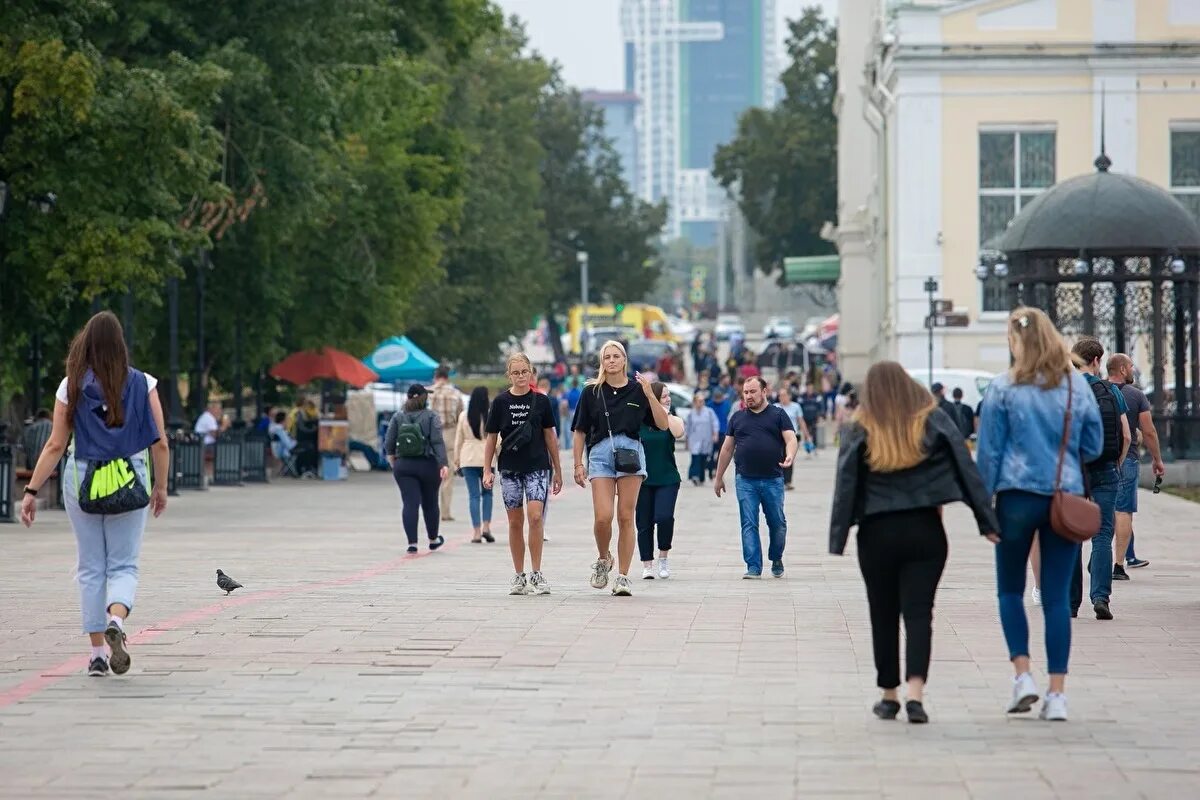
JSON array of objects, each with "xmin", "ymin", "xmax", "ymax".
[
  {"xmin": 587, "ymin": 433, "xmax": 647, "ymax": 479},
  {"xmin": 1116, "ymin": 456, "xmax": 1139, "ymax": 513}
]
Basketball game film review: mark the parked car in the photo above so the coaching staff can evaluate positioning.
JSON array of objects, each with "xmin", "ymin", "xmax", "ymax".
[
  {"xmin": 762, "ymin": 316, "xmax": 795, "ymax": 340},
  {"xmin": 667, "ymin": 315, "xmax": 698, "ymax": 341},
  {"xmin": 714, "ymin": 313, "xmax": 746, "ymax": 341},
  {"xmin": 627, "ymin": 339, "xmax": 678, "ymax": 375}
]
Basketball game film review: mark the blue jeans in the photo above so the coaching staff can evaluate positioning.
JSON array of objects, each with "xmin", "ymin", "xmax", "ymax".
[
  {"xmin": 735, "ymin": 475, "xmax": 787, "ymax": 574},
  {"xmin": 1072, "ymin": 466, "xmax": 1119, "ymax": 607},
  {"xmin": 995, "ymin": 490, "xmax": 1080, "ymax": 675},
  {"xmin": 64, "ymin": 458, "xmax": 149, "ymax": 634},
  {"xmin": 687, "ymin": 454, "xmax": 707, "ymax": 483},
  {"xmin": 460, "ymin": 467, "xmax": 493, "ymax": 529}
]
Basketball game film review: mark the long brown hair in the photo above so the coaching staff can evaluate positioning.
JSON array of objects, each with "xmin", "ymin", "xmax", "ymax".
[
  {"xmin": 1009, "ymin": 306, "xmax": 1073, "ymax": 388},
  {"xmin": 853, "ymin": 361, "xmax": 936, "ymax": 472},
  {"xmin": 65, "ymin": 311, "xmax": 130, "ymax": 429}
]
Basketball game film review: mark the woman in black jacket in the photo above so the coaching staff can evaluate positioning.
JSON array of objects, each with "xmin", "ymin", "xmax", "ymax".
[{"xmin": 830, "ymin": 361, "xmax": 998, "ymax": 724}]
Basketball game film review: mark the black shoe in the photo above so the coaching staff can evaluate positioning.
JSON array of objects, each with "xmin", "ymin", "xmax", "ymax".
[
  {"xmin": 482, "ymin": 531, "xmax": 495, "ymax": 543},
  {"xmin": 429, "ymin": 535, "xmax": 445, "ymax": 551},
  {"xmin": 1112, "ymin": 564, "xmax": 1130, "ymax": 581},
  {"xmin": 771, "ymin": 559, "xmax": 785, "ymax": 578},
  {"xmin": 104, "ymin": 622, "xmax": 130, "ymax": 675},
  {"xmin": 905, "ymin": 700, "xmax": 929, "ymax": 724},
  {"xmin": 1093, "ymin": 600, "xmax": 1113, "ymax": 620},
  {"xmin": 872, "ymin": 699, "xmax": 901, "ymax": 720},
  {"xmin": 1126, "ymin": 558, "xmax": 1150, "ymax": 569},
  {"xmin": 406, "ymin": 544, "xmax": 419, "ymax": 554},
  {"xmin": 1071, "ymin": 608, "xmax": 1079, "ymax": 618},
  {"xmin": 87, "ymin": 657, "xmax": 110, "ymax": 677}
]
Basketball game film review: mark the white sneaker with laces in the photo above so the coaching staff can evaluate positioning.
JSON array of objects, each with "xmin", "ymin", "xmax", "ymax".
[
  {"xmin": 642, "ymin": 565, "xmax": 655, "ymax": 580},
  {"xmin": 1039, "ymin": 692, "xmax": 1068, "ymax": 721},
  {"xmin": 528, "ymin": 571, "xmax": 551, "ymax": 595},
  {"xmin": 1031, "ymin": 587, "xmax": 1042, "ymax": 605},
  {"xmin": 612, "ymin": 575, "xmax": 633, "ymax": 596},
  {"xmin": 658, "ymin": 558, "xmax": 670, "ymax": 579},
  {"xmin": 509, "ymin": 573, "xmax": 529, "ymax": 595},
  {"xmin": 1007, "ymin": 672, "xmax": 1040, "ymax": 714},
  {"xmin": 590, "ymin": 553, "xmax": 614, "ymax": 589}
]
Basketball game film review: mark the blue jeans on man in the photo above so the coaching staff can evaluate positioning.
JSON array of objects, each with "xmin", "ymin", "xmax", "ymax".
[
  {"xmin": 735, "ymin": 475, "xmax": 787, "ymax": 574},
  {"xmin": 1071, "ymin": 463, "xmax": 1120, "ymax": 612}
]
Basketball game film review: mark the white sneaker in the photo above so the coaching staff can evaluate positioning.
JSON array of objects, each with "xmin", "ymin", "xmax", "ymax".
[
  {"xmin": 1039, "ymin": 692, "xmax": 1068, "ymax": 721},
  {"xmin": 658, "ymin": 558, "xmax": 670, "ymax": 579},
  {"xmin": 642, "ymin": 565, "xmax": 656, "ymax": 580},
  {"xmin": 1007, "ymin": 672, "xmax": 1040, "ymax": 714},
  {"xmin": 612, "ymin": 575, "xmax": 633, "ymax": 596},
  {"xmin": 528, "ymin": 571, "xmax": 551, "ymax": 595},
  {"xmin": 590, "ymin": 553, "xmax": 614, "ymax": 589},
  {"xmin": 1031, "ymin": 587, "xmax": 1042, "ymax": 605},
  {"xmin": 508, "ymin": 573, "xmax": 529, "ymax": 595}
]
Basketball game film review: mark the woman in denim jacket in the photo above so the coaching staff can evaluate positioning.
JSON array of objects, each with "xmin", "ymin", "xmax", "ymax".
[{"xmin": 976, "ymin": 307, "xmax": 1103, "ymax": 722}]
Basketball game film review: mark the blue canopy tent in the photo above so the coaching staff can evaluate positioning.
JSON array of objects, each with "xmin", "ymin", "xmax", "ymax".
[{"xmin": 362, "ymin": 336, "xmax": 439, "ymax": 384}]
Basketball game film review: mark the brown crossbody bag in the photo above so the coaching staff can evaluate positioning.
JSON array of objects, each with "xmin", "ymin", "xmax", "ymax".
[{"xmin": 1048, "ymin": 376, "xmax": 1101, "ymax": 543}]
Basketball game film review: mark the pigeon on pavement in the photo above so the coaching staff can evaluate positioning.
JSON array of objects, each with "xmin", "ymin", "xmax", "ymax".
[{"xmin": 216, "ymin": 569, "xmax": 243, "ymax": 595}]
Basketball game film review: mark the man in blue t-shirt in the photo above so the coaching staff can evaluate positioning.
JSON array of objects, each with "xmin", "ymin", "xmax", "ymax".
[
  {"xmin": 1070, "ymin": 338, "xmax": 1130, "ymax": 621},
  {"xmin": 713, "ymin": 377, "xmax": 798, "ymax": 579}
]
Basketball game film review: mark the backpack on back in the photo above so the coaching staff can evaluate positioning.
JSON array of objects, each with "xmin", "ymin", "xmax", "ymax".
[
  {"xmin": 394, "ymin": 412, "xmax": 429, "ymax": 458},
  {"xmin": 1088, "ymin": 379, "xmax": 1122, "ymax": 466}
]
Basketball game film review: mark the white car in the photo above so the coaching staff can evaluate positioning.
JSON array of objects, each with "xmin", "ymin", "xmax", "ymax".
[
  {"xmin": 667, "ymin": 315, "xmax": 698, "ymax": 341},
  {"xmin": 762, "ymin": 316, "xmax": 795, "ymax": 340},
  {"xmin": 714, "ymin": 314, "xmax": 746, "ymax": 341}
]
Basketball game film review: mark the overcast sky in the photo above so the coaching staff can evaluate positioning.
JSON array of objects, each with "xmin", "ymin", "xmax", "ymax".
[{"xmin": 493, "ymin": 0, "xmax": 838, "ymax": 91}]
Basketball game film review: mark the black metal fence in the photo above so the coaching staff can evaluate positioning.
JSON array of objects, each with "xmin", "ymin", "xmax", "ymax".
[
  {"xmin": 213, "ymin": 431, "xmax": 244, "ymax": 486},
  {"xmin": 242, "ymin": 430, "xmax": 269, "ymax": 483},
  {"xmin": 174, "ymin": 432, "xmax": 206, "ymax": 490},
  {"xmin": 0, "ymin": 442, "xmax": 13, "ymax": 523},
  {"xmin": 1151, "ymin": 416, "xmax": 1200, "ymax": 462}
]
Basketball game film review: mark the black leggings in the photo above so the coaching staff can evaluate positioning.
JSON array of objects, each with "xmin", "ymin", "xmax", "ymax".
[
  {"xmin": 636, "ymin": 482, "xmax": 679, "ymax": 561},
  {"xmin": 392, "ymin": 457, "xmax": 441, "ymax": 545},
  {"xmin": 856, "ymin": 507, "xmax": 948, "ymax": 689}
]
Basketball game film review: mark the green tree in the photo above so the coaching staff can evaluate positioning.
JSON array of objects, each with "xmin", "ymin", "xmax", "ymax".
[
  {"xmin": 536, "ymin": 84, "xmax": 667, "ymax": 358},
  {"xmin": 712, "ymin": 8, "xmax": 837, "ymax": 281},
  {"xmin": 407, "ymin": 21, "xmax": 556, "ymax": 366}
]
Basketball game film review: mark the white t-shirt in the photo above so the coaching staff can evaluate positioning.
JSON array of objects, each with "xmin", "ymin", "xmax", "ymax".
[
  {"xmin": 56, "ymin": 372, "xmax": 159, "ymax": 404},
  {"xmin": 195, "ymin": 410, "xmax": 219, "ymax": 445}
]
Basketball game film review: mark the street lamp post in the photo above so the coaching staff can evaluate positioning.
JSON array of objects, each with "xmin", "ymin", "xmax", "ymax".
[
  {"xmin": 167, "ymin": 275, "xmax": 183, "ymax": 428},
  {"xmin": 924, "ymin": 277, "xmax": 939, "ymax": 387},
  {"xmin": 578, "ymin": 251, "xmax": 589, "ymax": 356}
]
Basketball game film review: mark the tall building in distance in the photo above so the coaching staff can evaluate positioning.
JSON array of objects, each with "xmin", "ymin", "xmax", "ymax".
[
  {"xmin": 580, "ymin": 91, "xmax": 640, "ymax": 193},
  {"xmin": 618, "ymin": 0, "xmax": 777, "ymax": 243}
]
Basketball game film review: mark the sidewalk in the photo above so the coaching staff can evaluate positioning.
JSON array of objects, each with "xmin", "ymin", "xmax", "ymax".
[{"xmin": 0, "ymin": 455, "xmax": 1197, "ymax": 798}]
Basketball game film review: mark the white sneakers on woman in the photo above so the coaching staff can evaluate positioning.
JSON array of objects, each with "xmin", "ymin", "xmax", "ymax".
[
  {"xmin": 590, "ymin": 553, "xmax": 614, "ymax": 589},
  {"xmin": 658, "ymin": 558, "xmax": 670, "ymax": 579},
  {"xmin": 1006, "ymin": 672, "xmax": 1067, "ymax": 720}
]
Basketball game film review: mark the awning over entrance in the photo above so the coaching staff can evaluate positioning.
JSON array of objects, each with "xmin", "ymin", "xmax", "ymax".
[{"xmin": 783, "ymin": 255, "xmax": 840, "ymax": 285}]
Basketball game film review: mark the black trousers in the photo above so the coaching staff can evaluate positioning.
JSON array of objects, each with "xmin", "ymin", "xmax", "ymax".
[
  {"xmin": 392, "ymin": 457, "xmax": 441, "ymax": 544},
  {"xmin": 636, "ymin": 482, "xmax": 679, "ymax": 561},
  {"xmin": 856, "ymin": 507, "xmax": 948, "ymax": 689}
]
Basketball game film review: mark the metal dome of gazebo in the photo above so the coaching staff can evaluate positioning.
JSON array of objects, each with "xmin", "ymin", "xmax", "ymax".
[{"xmin": 976, "ymin": 146, "xmax": 1200, "ymax": 459}]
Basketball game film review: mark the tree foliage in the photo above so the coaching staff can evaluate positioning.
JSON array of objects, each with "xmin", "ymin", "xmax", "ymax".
[
  {"xmin": 0, "ymin": 1, "xmax": 664, "ymax": 421},
  {"xmin": 712, "ymin": 9, "xmax": 837, "ymax": 280}
]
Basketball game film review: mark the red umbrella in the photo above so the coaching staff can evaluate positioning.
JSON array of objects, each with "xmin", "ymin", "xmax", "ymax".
[{"xmin": 269, "ymin": 347, "xmax": 379, "ymax": 389}]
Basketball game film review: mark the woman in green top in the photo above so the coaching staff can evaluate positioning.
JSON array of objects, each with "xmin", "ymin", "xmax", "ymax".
[{"xmin": 638, "ymin": 382, "xmax": 686, "ymax": 579}]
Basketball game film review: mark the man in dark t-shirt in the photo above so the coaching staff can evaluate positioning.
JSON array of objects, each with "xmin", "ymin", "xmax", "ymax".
[{"xmin": 714, "ymin": 376, "xmax": 798, "ymax": 579}]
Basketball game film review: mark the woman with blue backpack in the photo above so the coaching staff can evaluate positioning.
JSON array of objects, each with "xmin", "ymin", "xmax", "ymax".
[
  {"xmin": 385, "ymin": 384, "xmax": 449, "ymax": 554},
  {"xmin": 20, "ymin": 311, "xmax": 170, "ymax": 678}
]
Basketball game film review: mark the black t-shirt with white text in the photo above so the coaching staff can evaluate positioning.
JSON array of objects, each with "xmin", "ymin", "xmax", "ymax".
[
  {"xmin": 487, "ymin": 390, "xmax": 555, "ymax": 473},
  {"xmin": 571, "ymin": 379, "xmax": 659, "ymax": 448}
]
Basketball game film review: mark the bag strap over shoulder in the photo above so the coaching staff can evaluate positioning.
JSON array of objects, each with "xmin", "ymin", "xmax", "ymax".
[{"xmin": 1054, "ymin": 376, "xmax": 1073, "ymax": 492}]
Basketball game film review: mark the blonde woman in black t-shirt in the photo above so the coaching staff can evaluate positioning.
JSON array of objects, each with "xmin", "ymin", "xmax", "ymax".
[
  {"xmin": 571, "ymin": 341, "xmax": 670, "ymax": 596},
  {"xmin": 483, "ymin": 353, "xmax": 562, "ymax": 596}
]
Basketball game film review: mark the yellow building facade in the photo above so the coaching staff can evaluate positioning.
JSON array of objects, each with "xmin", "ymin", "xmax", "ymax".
[{"xmin": 835, "ymin": 0, "xmax": 1200, "ymax": 380}]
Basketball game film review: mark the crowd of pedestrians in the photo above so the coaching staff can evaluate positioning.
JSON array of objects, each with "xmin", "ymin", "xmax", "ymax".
[{"xmin": 17, "ymin": 309, "xmax": 1169, "ymax": 731}]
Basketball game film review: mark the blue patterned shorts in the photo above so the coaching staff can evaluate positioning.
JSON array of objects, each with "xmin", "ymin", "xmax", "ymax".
[{"xmin": 500, "ymin": 470, "xmax": 551, "ymax": 510}]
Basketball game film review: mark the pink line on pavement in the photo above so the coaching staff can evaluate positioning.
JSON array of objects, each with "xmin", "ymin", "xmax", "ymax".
[{"xmin": 0, "ymin": 540, "xmax": 462, "ymax": 708}]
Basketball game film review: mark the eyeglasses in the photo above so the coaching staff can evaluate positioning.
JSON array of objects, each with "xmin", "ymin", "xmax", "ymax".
[{"xmin": 509, "ymin": 369, "xmax": 532, "ymax": 377}]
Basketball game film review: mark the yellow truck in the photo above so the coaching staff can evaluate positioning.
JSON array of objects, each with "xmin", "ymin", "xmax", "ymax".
[{"xmin": 567, "ymin": 303, "xmax": 677, "ymax": 354}]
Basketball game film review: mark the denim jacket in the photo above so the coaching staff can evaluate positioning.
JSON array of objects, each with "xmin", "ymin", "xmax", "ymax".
[{"xmin": 976, "ymin": 370, "xmax": 1104, "ymax": 497}]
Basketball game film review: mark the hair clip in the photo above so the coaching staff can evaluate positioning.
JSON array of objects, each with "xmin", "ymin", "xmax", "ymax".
[{"xmin": 1016, "ymin": 316, "xmax": 1030, "ymax": 329}]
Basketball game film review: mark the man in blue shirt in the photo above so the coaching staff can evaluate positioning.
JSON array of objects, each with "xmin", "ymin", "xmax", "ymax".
[
  {"xmin": 713, "ymin": 377, "xmax": 798, "ymax": 579},
  {"xmin": 1070, "ymin": 338, "xmax": 1130, "ymax": 621}
]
